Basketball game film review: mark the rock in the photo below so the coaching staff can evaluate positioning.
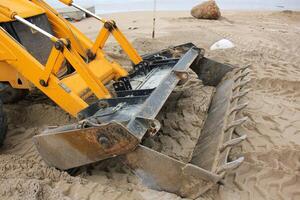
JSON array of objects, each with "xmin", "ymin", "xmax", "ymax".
[{"xmin": 191, "ymin": 0, "xmax": 221, "ymax": 20}]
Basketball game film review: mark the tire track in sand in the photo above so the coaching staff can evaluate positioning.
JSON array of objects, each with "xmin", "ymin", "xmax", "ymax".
[{"xmin": 220, "ymin": 162, "xmax": 300, "ymax": 200}]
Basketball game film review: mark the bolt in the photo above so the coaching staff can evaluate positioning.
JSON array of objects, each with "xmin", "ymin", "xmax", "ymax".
[
  {"xmin": 98, "ymin": 101, "xmax": 109, "ymax": 109},
  {"xmin": 39, "ymin": 79, "xmax": 48, "ymax": 87},
  {"xmin": 54, "ymin": 40, "xmax": 64, "ymax": 51},
  {"xmin": 86, "ymin": 49, "xmax": 96, "ymax": 60},
  {"xmin": 77, "ymin": 113, "xmax": 84, "ymax": 120},
  {"xmin": 104, "ymin": 21, "xmax": 116, "ymax": 31},
  {"xmin": 98, "ymin": 136, "xmax": 111, "ymax": 149},
  {"xmin": 151, "ymin": 122, "xmax": 156, "ymax": 128}
]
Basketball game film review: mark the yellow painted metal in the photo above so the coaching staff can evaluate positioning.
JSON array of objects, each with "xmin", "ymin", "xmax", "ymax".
[
  {"xmin": 0, "ymin": 0, "xmax": 44, "ymax": 23},
  {"xmin": 0, "ymin": 30, "xmax": 31, "ymax": 89},
  {"xmin": 0, "ymin": 0, "xmax": 143, "ymax": 117},
  {"xmin": 91, "ymin": 23, "xmax": 143, "ymax": 65},
  {"xmin": 0, "ymin": 62, "xmax": 32, "ymax": 89},
  {"xmin": 50, "ymin": 49, "xmax": 66, "ymax": 76},
  {"xmin": 111, "ymin": 26, "xmax": 143, "ymax": 65},
  {"xmin": 63, "ymin": 48, "xmax": 111, "ymax": 99},
  {"xmin": 92, "ymin": 26, "xmax": 110, "ymax": 54},
  {"xmin": 0, "ymin": 29, "xmax": 88, "ymax": 116},
  {"xmin": 59, "ymin": 0, "xmax": 73, "ymax": 6},
  {"xmin": 32, "ymin": 0, "xmax": 98, "ymax": 58},
  {"xmin": 40, "ymin": 47, "xmax": 63, "ymax": 84}
]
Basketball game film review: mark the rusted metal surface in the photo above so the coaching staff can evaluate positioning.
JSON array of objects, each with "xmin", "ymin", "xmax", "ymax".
[{"xmin": 33, "ymin": 122, "xmax": 139, "ymax": 170}]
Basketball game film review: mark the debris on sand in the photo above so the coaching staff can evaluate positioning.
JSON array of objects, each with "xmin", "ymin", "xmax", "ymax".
[
  {"xmin": 191, "ymin": 0, "xmax": 221, "ymax": 20},
  {"xmin": 210, "ymin": 39, "xmax": 235, "ymax": 50},
  {"xmin": 128, "ymin": 27, "xmax": 139, "ymax": 30}
]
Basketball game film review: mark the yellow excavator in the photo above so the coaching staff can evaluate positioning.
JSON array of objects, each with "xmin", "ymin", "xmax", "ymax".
[{"xmin": 0, "ymin": 0, "xmax": 251, "ymax": 198}]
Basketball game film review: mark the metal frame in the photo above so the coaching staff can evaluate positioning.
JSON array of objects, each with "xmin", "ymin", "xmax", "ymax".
[{"xmin": 33, "ymin": 43, "xmax": 203, "ymax": 168}]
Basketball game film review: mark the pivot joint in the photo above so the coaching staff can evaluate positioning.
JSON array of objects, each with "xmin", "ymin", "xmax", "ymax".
[{"xmin": 104, "ymin": 21, "xmax": 117, "ymax": 32}]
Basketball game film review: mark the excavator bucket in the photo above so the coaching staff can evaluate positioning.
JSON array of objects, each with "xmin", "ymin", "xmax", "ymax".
[{"xmin": 33, "ymin": 43, "xmax": 250, "ymax": 199}]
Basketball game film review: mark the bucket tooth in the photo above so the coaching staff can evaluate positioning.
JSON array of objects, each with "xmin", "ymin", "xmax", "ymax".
[
  {"xmin": 231, "ymin": 89, "xmax": 251, "ymax": 102},
  {"xmin": 219, "ymin": 135, "xmax": 247, "ymax": 152},
  {"xmin": 234, "ymin": 126, "xmax": 247, "ymax": 137},
  {"xmin": 233, "ymin": 79, "xmax": 251, "ymax": 91},
  {"xmin": 234, "ymin": 71, "xmax": 251, "ymax": 82},
  {"xmin": 229, "ymin": 102, "xmax": 249, "ymax": 115},
  {"xmin": 225, "ymin": 117, "xmax": 248, "ymax": 132},
  {"xmin": 217, "ymin": 157, "xmax": 244, "ymax": 173},
  {"xmin": 234, "ymin": 65, "xmax": 251, "ymax": 74}
]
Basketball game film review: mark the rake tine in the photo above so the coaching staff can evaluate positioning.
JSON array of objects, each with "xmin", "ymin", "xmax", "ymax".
[
  {"xmin": 235, "ymin": 65, "xmax": 251, "ymax": 74},
  {"xmin": 219, "ymin": 135, "xmax": 247, "ymax": 152},
  {"xmin": 233, "ymin": 79, "xmax": 251, "ymax": 91},
  {"xmin": 229, "ymin": 102, "xmax": 249, "ymax": 115},
  {"xmin": 233, "ymin": 126, "xmax": 248, "ymax": 137},
  {"xmin": 217, "ymin": 157, "xmax": 244, "ymax": 173},
  {"xmin": 241, "ymin": 65, "xmax": 251, "ymax": 73},
  {"xmin": 231, "ymin": 89, "xmax": 251, "ymax": 102},
  {"xmin": 226, "ymin": 117, "xmax": 248, "ymax": 132},
  {"xmin": 234, "ymin": 71, "xmax": 251, "ymax": 82}
]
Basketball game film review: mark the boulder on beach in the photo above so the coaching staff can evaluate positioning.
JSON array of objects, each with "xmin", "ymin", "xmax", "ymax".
[{"xmin": 191, "ymin": 0, "xmax": 221, "ymax": 20}]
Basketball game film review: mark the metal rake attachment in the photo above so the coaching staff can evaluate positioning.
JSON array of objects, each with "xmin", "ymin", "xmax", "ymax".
[
  {"xmin": 191, "ymin": 65, "xmax": 251, "ymax": 178},
  {"xmin": 122, "ymin": 63, "xmax": 253, "ymax": 199},
  {"xmin": 216, "ymin": 66, "xmax": 252, "ymax": 174},
  {"xmin": 34, "ymin": 42, "xmax": 252, "ymax": 199}
]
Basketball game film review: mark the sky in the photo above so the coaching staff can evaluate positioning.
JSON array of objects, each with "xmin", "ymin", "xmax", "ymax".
[{"xmin": 46, "ymin": 0, "xmax": 300, "ymax": 13}]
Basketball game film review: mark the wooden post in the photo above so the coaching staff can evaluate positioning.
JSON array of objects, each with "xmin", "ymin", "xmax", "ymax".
[{"xmin": 152, "ymin": 0, "xmax": 157, "ymax": 39}]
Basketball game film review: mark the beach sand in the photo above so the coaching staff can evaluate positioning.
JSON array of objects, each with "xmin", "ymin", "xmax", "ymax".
[{"xmin": 1, "ymin": 10, "xmax": 300, "ymax": 200}]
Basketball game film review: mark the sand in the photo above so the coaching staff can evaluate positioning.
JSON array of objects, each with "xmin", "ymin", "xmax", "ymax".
[{"xmin": 1, "ymin": 10, "xmax": 300, "ymax": 200}]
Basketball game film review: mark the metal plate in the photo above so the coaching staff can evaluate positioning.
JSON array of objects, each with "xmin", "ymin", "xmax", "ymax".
[
  {"xmin": 33, "ymin": 122, "xmax": 139, "ymax": 170},
  {"xmin": 122, "ymin": 145, "xmax": 222, "ymax": 198}
]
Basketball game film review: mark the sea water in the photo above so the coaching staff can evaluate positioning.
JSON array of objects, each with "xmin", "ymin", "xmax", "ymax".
[{"xmin": 46, "ymin": 0, "xmax": 300, "ymax": 14}]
